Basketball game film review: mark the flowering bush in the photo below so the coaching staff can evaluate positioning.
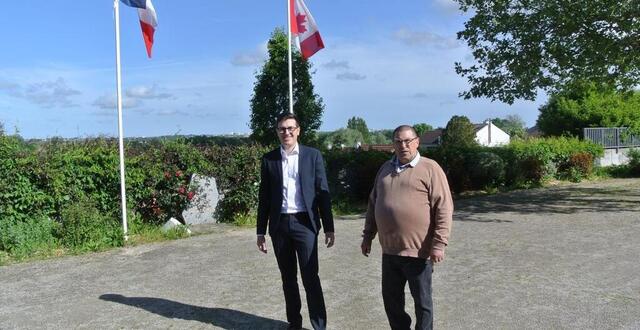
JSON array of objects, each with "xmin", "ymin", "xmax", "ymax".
[
  {"xmin": 122, "ymin": 138, "xmax": 212, "ymax": 224},
  {"xmin": 138, "ymin": 169, "xmax": 197, "ymax": 224}
]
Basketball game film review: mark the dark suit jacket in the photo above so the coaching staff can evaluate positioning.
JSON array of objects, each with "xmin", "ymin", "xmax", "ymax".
[{"xmin": 256, "ymin": 145, "xmax": 334, "ymax": 236}]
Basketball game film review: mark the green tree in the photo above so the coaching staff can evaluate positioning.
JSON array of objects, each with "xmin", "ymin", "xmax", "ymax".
[
  {"xmin": 324, "ymin": 128, "xmax": 364, "ymax": 149},
  {"xmin": 491, "ymin": 115, "xmax": 526, "ymax": 139},
  {"xmin": 413, "ymin": 123, "xmax": 433, "ymax": 137},
  {"xmin": 369, "ymin": 131, "xmax": 392, "ymax": 144},
  {"xmin": 249, "ymin": 28, "xmax": 324, "ymax": 145},
  {"xmin": 375, "ymin": 129, "xmax": 395, "ymax": 142},
  {"xmin": 537, "ymin": 81, "xmax": 640, "ymax": 137},
  {"xmin": 315, "ymin": 131, "xmax": 332, "ymax": 148},
  {"xmin": 347, "ymin": 116, "xmax": 370, "ymax": 143},
  {"xmin": 455, "ymin": 0, "xmax": 640, "ymax": 104},
  {"xmin": 442, "ymin": 115, "xmax": 478, "ymax": 148}
]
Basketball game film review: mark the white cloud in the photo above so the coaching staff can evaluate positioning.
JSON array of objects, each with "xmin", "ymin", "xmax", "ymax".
[
  {"xmin": 24, "ymin": 78, "xmax": 81, "ymax": 108},
  {"xmin": 231, "ymin": 53, "xmax": 265, "ymax": 66},
  {"xmin": 133, "ymin": 108, "xmax": 189, "ymax": 116},
  {"xmin": 231, "ymin": 42, "xmax": 268, "ymax": 66},
  {"xmin": 0, "ymin": 61, "xmax": 255, "ymax": 137},
  {"xmin": 93, "ymin": 85, "xmax": 174, "ymax": 114},
  {"xmin": 392, "ymin": 28, "xmax": 461, "ymax": 49},
  {"xmin": 433, "ymin": 0, "xmax": 460, "ymax": 14},
  {"xmin": 322, "ymin": 60, "xmax": 350, "ymax": 70},
  {"xmin": 412, "ymin": 92, "xmax": 429, "ymax": 98},
  {"xmin": 1, "ymin": 77, "xmax": 80, "ymax": 108},
  {"xmin": 336, "ymin": 72, "xmax": 366, "ymax": 81},
  {"xmin": 312, "ymin": 37, "xmax": 545, "ymax": 132},
  {"xmin": 92, "ymin": 94, "xmax": 141, "ymax": 110},
  {"xmin": 0, "ymin": 78, "xmax": 20, "ymax": 92},
  {"xmin": 155, "ymin": 109, "xmax": 190, "ymax": 116},
  {"xmin": 439, "ymin": 99, "xmax": 458, "ymax": 107},
  {"xmin": 126, "ymin": 85, "xmax": 172, "ymax": 99}
]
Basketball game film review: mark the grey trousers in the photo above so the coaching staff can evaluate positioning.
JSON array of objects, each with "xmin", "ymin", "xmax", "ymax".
[{"xmin": 382, "ymin": 254, "xmax": 433, "ymax": 330}]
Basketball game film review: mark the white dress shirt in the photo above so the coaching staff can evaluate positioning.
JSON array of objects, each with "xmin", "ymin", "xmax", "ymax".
[
  {"xmin": 393, "ymin": 151, "xmax": 421, "ymax": 173},
  {"xmin": 280, "ymin": 144, "xmax": 307, "ymax": 214}
]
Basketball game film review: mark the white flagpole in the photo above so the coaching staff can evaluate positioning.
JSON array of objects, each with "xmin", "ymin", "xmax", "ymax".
[
  {"xmin": 114, "ymin": 0, "xmax": 129, "ymax": 239},
  {"xmin": 287, "ymin": 0, "xmax": 294, "ymax": 114}
]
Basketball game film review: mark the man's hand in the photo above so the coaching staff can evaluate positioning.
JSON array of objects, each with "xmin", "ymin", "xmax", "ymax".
[
  {"xmin": 361, "ymin": 239, "xmax": 371, "ymax": 257},
  {"xmin": 257, "ymin": 235, "xmax": 268, "ymax": 254},
  {"xmin": 430, "ymin": 249, "xmax": 445, "ymax": 263},
  {"xmin": 325, "ymin": 232, "xmax": 335, "ymax": 248}
]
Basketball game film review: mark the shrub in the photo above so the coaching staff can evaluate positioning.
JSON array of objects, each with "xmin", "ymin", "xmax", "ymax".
[
  {"xmin": 130, "ymin": 138, "xmax": 212, "ymax": 224},
  {"xmin": 427, "ymin": 147, "xmax": 507, "ymax": 192},
  {"xmin": 1, "ymin": 136, "xmax": 270, "ymax": 241},
  {"xmin": 0, "ymin": 136, "xmax": 54, "ymax": 222},
  {"xmin": 37, "ymin": 138, "xmax": 121, "ymax": 219},
  {"xmin": 2, "ymin": 133, "xmax": 609, "ymax": 259},
  {"xmin": 324, "ymin": 149, "xmax": 390, "ymax": 205},
  {"xmin": 58, "ymin": 199, "xmax": 123, "ymax": 252},
  {"xmin": 425, "ymin": 146, "xmax": 473, "ymax": 193},
  {"xmin": 135, "ymin": 168, "xmax": 197, "ymax": 224},
  {"xmin": 200, "ymin": 144, "xmax": 268, "ymax": 223},
  {"xmin": 517, "ymin": 157, "xmax": 547, "ymax": 184},
  {"xmin": 467, "ymin": 151, "xmax": 506, "ymax": 189},
  {"xmin": 560, "ymin": 152, "xmax": 594, "ymax": 182},
  {"xmin": 628, "ymin": 148, "xmax": 640, "ymax": 176},
  {"xmin": 0, "ymin": 216, "xmax": 59, "ymax": 259},
  {"xmin": 506, "ymin": 137, "xmax": 602, "ymax": 184},
  {"xmin": 424, "ymin": 137, "xmax": 604, "ymax": 191}
]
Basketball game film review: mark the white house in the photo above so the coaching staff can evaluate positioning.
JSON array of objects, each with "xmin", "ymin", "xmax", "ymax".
[{"xmin": 420, "ymin": 121, "xmax": 510, "ymax": 148}]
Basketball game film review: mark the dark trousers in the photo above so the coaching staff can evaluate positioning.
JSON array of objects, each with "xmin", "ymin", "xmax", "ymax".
[
  {"xmin": 272, "ymin": 213, "xmax": 326, "ymax": 330},
  {"xmin": 382, "ymin": 254, "xmax": 433, "ymax": 330}
]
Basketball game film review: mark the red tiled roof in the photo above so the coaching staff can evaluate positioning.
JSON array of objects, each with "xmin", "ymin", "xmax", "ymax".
[
  {"xmin": 419, "ymin": 129, "xmax": 443, "ymax": 145},
  {"xmin": 361, "ymin": 144, "xmax": 395, "ymax": 152}
]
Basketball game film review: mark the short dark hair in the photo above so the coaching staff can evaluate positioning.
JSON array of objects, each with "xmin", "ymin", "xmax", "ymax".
[
  {"xmin": 276, "ymin": 113, "xmax": 300, "ymax": 127},
  {"xmin": 393, "ymin": 125, "xmax": 418, "ymax": 138}
]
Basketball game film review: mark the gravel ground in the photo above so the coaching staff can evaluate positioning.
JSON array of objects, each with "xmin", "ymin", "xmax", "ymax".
[{"xmin": 1, "ymin": 178, "xmax": 639, "ymax": 330}]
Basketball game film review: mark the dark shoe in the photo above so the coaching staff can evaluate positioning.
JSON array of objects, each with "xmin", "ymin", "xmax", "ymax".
[{"xmin": 287, "ymin": 324, "xmax": 302, "ymax": 330}]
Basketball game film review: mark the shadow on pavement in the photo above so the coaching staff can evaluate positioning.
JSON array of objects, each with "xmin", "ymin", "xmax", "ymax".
[
  {"xmin": 454, "ymin": 184, "xmax": 640, "ymax": 222},
  {"xmin": 99, "ymin": 294, "xmax": 288, "ymax": 329}
]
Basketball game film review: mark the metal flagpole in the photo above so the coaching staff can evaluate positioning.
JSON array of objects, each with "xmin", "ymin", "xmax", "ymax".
[
  {"xmin": 287, "ymin": 0, "xmax": 294, "ymax": 114},
  {"xmin": 114, "ymin": 0, "xmax": 129, "ymax": 239}
]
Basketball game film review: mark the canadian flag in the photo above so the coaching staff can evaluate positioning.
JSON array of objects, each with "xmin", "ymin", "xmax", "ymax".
[{"xmin": 290, "ymin": 0, "xmax": 324, "ymax": 59}]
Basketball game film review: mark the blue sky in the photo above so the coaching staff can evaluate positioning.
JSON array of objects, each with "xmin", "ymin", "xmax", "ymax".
[{"xmin": 0, "ymin": 0, "xmax": 546, "ymax": 139}]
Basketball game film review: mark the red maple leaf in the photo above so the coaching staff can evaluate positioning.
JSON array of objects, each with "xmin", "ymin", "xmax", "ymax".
[{"xmin": 295, "ymin": 14, "xmax": 308, "ymax": 34}]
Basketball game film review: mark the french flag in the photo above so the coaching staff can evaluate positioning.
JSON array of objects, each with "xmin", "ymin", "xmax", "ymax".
[
  {"xmin": 290, "ymin": 0, "xmax": 324, "ymax": 59},
  {"xmin": 120, "ymin": 0, "xmax": 157, "ymax": 58}
]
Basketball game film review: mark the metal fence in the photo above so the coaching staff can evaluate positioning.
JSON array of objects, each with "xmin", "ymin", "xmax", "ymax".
[{"xmin": 583, "ymin": 127, "xmax": 640, "ymax": 149}]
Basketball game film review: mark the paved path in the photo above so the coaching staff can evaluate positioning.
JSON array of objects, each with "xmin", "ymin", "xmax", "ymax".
[{"xmin": 1, "ymin": 179, "xmax": 639, "ymax": 329}]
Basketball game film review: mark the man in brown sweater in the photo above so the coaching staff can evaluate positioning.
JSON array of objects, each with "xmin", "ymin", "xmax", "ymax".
[{"xmin": 361, "ymin": 125, "xmax": 453, "ymax": 330}]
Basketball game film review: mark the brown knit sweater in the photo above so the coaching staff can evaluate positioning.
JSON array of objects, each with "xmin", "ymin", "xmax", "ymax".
[{"xmin": 363, "ymin": 157, "xmax": 453, "ymax": 259}]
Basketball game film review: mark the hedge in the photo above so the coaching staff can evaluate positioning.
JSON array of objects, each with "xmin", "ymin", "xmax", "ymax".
[{"xmin": 0, "ymin": 135, "xmax": 610, "ymax": 258}]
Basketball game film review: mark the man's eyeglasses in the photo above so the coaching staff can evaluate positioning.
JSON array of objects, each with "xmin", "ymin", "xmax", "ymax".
[
  {"xmin": 277, "ymin": 126, "xmax": 298, "ymax": 134},
  {"xmin": 393, "ymin": 137, "xmax": 418, "ymax": 146}
]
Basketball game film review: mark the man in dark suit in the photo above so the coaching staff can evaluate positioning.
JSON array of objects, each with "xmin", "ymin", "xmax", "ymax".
[{"xmin": 256, "ymin": 113, "xmax": 335, "ymax": 330}]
